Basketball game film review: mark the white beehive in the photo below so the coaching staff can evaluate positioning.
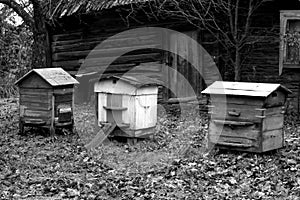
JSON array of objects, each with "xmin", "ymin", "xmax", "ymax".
[{"xmin": 94, "ymin": 75, "xmax": 159, "ymax": 138}]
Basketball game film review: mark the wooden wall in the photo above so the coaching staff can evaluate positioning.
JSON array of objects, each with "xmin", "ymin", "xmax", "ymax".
[
  {"xmin": 49, "ymin": 1, "xmax": 300, "ymax": 111},
  {"xmin": 50, "ymin": 9, "xmax": 218, "ymax": 102},
  {"xmin": 240, "ymin": 0, "xmax": 300, "ymax": 111},
  {"xmin": 51, "ymin": 11, "xmax": 166, "ymax": 79}
]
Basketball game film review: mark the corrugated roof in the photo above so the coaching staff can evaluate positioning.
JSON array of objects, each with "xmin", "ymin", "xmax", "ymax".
[
  {"xmin": 15, "ymin": 68, "xmax": 79, "ymax": 87},
  {"xmin": 50, "ymin": 0, "xmax": 149, "ymax": 18},
  {"xmin": 201, "ymin": 81, "xmax": 292, "ymax": 97}
]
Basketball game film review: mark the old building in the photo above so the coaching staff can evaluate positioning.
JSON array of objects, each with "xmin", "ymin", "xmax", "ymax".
[{"xmin": 45, "ymin": 0, "xmax": 300, "ymax": 111}]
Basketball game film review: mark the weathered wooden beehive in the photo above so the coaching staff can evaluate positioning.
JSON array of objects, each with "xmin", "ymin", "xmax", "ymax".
[
  {"xmin": 94, "ymin": 75, "xmax": 159, "ymax": 139},
  {"xmin": 202, "ymin": 81, "xmax": 292, "ymax": 153},
  {"xmin": 15, "ymin": 68, "xmax": 79, "ymax": 135}
]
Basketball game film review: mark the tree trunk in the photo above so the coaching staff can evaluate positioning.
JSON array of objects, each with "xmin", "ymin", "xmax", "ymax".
[
  {"xmin": 0, "ymin": 0, "xmax": 50, "ymax": 69},
  {"xmin": 31, "ymin": 1, "xmax": 48, "ymax": 69},
  {"xmin": 234, "ymin": 46, "xmax": 241, "ymax": 81}
]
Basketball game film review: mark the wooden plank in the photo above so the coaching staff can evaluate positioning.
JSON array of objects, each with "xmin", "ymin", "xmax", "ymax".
[
  {"xmin": 53, "ymin": 88, "xmax": 74, "ymax": 95},
  {"xmin": 202, "ymin": 81, "xmax": 290, "ymax": 97},
  {"xmin": 210, "ymin": 96, "xmax": 264, "ymax": 106},
  {"xmin": 20, "ymin": 96, "xmax": 51, "ymax": 104},
  {"xmin": 19, "ymin": 91, "xmax": 51, "ymax": 98},
  {"xmin": 52, "ymin": 44, "xmax": 161, "ymax": 61},
  {"xmin": 55, "ymin": 94, "xmax": 73, "ymax": 103},
  {"xmin": 52, "ymin": 53, "xmax": 162, "ymax": 69},
  {"xmin": 107, "ymin": 94, "xmax": 123, "ymax": 124},
  {"xmin": 167, "ymin": 96, "xmax": 198, "ymax": 104},
  {"xmin": 52, "ymin": 28, "xmax": 162, "ymax": 43},
  {"xmin": 20, "ymin": 93, "xmax": 50, "ymax": 100},
  {"xmin": 20, "ymin": 97, "xmax": 51, "ymax": 106},
  {"xmin": 262, "ymin": 129, "xmax": 284, "ymax": 152},
  {"xmin": 50, "ymin": 95, "xmax": 55, "ymax": 135},
  {"xmin": 78, "ymin": 63, "xmax": 163, "ymax": 77},
  {"xmin": 134, "ymin": 126, "xmax": 156, "ymax": 138},
  {"xmin": 213, "ymin": 120, "xmax": 254, "ymax": 126},
  {"xmin": 209, "ymin": 121, "xmax": 259, "ymax": 141},
  {"xmin": 262, "ymin": 114, "xmax": 284, "ymax": 132},
  {"xmin": 85, "ymin": 123, "xmax": 117, "ymax": 150},
  {"xmin": 24, "ymin": 109, "xmax": 51, "ymax": 118},
  {"xmin": 203, "ymin": 81, "xmax": 281, "ymax": 93},
  {"xmin": 52, "ymin": 34, "xmax": 161, "ymax": 53},
  {"xmin": 204, "ymin": 88, "xmax": 272, "ymax": 97},
  {"xmin": 95, "ymin": 93, "xmax": 99, "ymax": 125},
  {"xmin": 210, "ymin": 103, "xmax": 264, "ymax": 123},
  {"xmin": 20, "ymin": 102, "xmax": 51, "ymax": 111},
  {"xmin": 265, "ymin": 106, "xmax": 284, "ymax": 116},
  {"xmin": 22, "ymin": 116, "xmax": 51, "ymax": 124},
  {"xmin": 20, "ymin": 88, "xmax": 52, "ymax": 94},
  {"xmin": 210, "ymin": 135, "xmax": 255, "ymax": 147},
  {"xmin": 103, "ymin": 106, "xmax": 127, "ymax": 111},
  {"xmin": 134, "ymin": 94, "xmax": 157, "ymax": 130}
]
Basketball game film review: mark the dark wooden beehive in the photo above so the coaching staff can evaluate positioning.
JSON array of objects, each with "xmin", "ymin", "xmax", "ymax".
[
  {"xmin": 202, "ymin": 81, "xmax": 292, "ymax": 153},
  {"xmin": 15, "ymin": 68, "xmax": 79, "ymax": 135}
]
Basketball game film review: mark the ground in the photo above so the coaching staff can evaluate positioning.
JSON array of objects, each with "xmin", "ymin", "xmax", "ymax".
[{"xmin": 0, "ymin": 98, "xmax": 300, "ymax": 200}]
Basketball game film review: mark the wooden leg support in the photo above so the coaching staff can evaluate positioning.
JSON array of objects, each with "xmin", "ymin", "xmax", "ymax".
[
  {"xmin": 50, "ymin": 126, "xmax": 55, "ymax": 135},
  {"xmin": 127, "ymin": 138, "xmax": 138, "ymax": 145},
  {"xmin": 19, "ymin": 121, "xmax": 24, "ymax": 135}
]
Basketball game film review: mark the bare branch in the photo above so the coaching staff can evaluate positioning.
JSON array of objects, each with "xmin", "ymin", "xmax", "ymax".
[{"xmin": 0, "ymin": 0, "xmax": 33, "ymax": 28}]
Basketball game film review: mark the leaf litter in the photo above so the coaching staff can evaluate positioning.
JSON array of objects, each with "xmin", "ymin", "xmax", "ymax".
[{"xmin": 0, "ymin": 98, "xmax": 299, "ymax": 199}]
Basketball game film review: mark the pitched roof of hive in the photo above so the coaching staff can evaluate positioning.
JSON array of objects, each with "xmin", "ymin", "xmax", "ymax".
[
  {"xmin": 49, "ymin": 0, "xmax": 149, "ymax": 18},
  {"xmin": 202, "ymin": 81, "xmax": 292, "ymax": 97},
  {"xmin": 15, "ymin": 68, "xmax": 79, "ymax": 87}
]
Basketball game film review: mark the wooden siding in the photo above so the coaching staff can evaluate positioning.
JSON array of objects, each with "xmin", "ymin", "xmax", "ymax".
[
  {"xmin": 51, "ymin": 12, "xmax": 166, "ymax": 80},
  {"xmin": 240, "ymin": 2, "xmax": 300, "ymax": 110},
  {"xmin": 49, "ymin": 1, "xmax": 300, "ymax": 108},
  {"xmin": 50, "ymin": 10, "xmax": 219, "ymax": 101},
  {"xmin": 18, "ymin": 74, "xmax": 52, "ymax": 89}
]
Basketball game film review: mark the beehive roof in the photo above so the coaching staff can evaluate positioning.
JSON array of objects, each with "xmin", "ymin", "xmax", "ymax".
[
  {"xmin": 15, "ymin": 68, "xmax": 79, "ymax": 87},
  {"xmin": 100, "ymin": 74, "xmax": 162, "ymax": 87},
  {"xmin": 201, "ymin": 81, "xmax": 292, "ymax": 97}
]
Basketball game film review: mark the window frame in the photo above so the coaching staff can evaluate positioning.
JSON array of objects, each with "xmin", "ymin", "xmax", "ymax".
[{"xmin": 280, "ymin": 10, "xmax": 300, "ymax": 75}]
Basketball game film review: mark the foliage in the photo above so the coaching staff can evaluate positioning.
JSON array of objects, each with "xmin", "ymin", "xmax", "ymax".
[
  {"xmin": 0, "ymin": 100, "xmax": 300, "ymax": 199},
  {"xmin": 0, "ymin": 5, "xmax": 32, "ymax": 98}
]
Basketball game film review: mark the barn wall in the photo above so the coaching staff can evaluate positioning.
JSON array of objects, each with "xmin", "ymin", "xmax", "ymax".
[
  {"xmin": 51, "ymin": 12, "xmax": 165, "ymax": 79},
  {"xmin": 49, "ymin": 2, "xmax": 300, "ymax": 110},
  {"xmin": 240, "ymin": 1, "xmax": 300, "ymax": 111},
  {"xmin": 50, "ymin": 9, "xmax": 218, "ymax": 102}
]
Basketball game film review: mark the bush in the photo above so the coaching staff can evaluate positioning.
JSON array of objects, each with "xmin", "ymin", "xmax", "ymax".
[{"xmin": 0, "ymin": 6, "xmax": 32, "ymax": 98}]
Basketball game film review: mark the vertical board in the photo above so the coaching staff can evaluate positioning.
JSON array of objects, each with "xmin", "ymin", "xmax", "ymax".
[
  {"xmin": 262, "ymin": 114, "xmax": 284, "ymax": 132},
  {"xmin": 106, "ymin": 94, "xmax": 123, "ymax": 124},
  {"xmin": 262, "ymin": 129, "xmax": 284, "ymax": 152},
  {"xmin": 98, "ymin": 93, "xmax": 107, "ymax": 122},
  {"xmin": 168, "ymin": 31, "xmax": 202, "ymax": 98},
  {"xmin": 121, "ymin": 95, "xmax": 135, "ymax": 129},
  {"xmin": 134, "ymin": 94, "xmax": 158, "ymax": 130}
]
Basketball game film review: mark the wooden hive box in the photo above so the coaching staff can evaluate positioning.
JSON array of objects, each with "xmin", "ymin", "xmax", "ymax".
[
  {"xmin": 202, "ymin": 81, "xmax": 292, "ymax": 153},
  {"xmin": 94, "ymin": 75, "xmax": 160, "ymax": 139},
  {"xmin": 15, "ymin": 68, "xmax": 79, "ymax": 135}
]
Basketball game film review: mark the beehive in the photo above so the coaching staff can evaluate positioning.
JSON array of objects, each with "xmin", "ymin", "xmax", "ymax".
[
  {"xmin": 202, "ymin": 81, "xmax": 292, "ymax": 153},
  {"xmin": 94, "ymin": 75, "xmax": 159, "ymax": 139},
  {"xmin": 15, "ymin": 68, "xmax": 79, "ymax": 135}
]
